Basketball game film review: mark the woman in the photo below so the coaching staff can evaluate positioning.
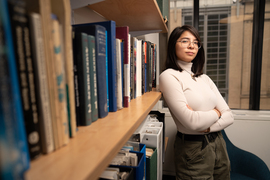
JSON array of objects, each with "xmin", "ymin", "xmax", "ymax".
[{"xmin": 159, "ymin": 25, "xmax": 234, "ymax": 180}]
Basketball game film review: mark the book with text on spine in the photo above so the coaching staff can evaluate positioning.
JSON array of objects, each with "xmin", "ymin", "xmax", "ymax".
[
  {"xmin": 73, "ymin": 24, "xmax": 108, "ymax": 119},
  {"xmin": 8, "ymin": 0, "xmax": 42, "ymax": 159},
  {"xmin": 88, "ymin": 35, "xmax": 98, "ymax": 122},
  {"xmin": 73, "ymin": 21, "xmax": 117, "ymax": 112},
  {"xmin": 29, "ymin": 12, "xmax": 54, "ymax": 154},
  {"xmin": 0, "ymin": 0, "xmax": 30, "ymax": 177},
  {"xmin": 72, "ymin": 31, "xmax": 92, "ymax": 126}
]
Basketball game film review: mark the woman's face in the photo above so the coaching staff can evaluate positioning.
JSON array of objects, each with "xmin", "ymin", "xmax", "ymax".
[{"xmin": 175, "ymin": 30, "xmax": 199, "ymax": 63}]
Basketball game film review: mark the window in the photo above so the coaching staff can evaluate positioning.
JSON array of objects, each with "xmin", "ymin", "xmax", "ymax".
[{"xmin": 182, "ymin": 7, "xmax": 230, "ymax": 101}]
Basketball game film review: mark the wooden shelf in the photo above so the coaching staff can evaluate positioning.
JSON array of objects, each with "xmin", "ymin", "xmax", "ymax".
[
  {"xmin": 25, "ymin": 91, "xmax": 161, "ymax": 180},
  {"xmin": 88, "ymin": 0, "xmax": 168, "ymax": 34}
]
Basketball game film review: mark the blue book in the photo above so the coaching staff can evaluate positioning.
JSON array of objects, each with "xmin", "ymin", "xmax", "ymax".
[
  {"xmin": 0, "ymin": 0, "xmax": 30, "ymax": 178},
  {"xmin": 105, "ymin": 31, "xmax": 109, "ymax": 112},
  {"xmin": 73, "ymin": 21, "xmax": 117, "ymax": 112},
  {"xmin": 73, "ymin": 24, "xmax": 108, "ymax": 118}
]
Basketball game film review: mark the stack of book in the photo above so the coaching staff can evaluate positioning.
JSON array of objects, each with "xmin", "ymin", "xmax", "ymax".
[{"xmin": 0, "ymin": 0, "xmax": 158, "ymax": 179}]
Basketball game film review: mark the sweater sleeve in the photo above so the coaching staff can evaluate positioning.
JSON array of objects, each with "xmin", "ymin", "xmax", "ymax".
[
  {"xmin": 203, "ymin": 75, "xmax": 234, "ymax": 132},
  {"xmin": 159, "ymin": 71, "xmax": 219, "ymax": 132}
]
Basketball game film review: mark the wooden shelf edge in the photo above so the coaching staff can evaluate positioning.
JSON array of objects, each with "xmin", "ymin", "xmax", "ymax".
[{"xmin": 25, "ymin": 91, "xmax": 161, "ymax": 180}]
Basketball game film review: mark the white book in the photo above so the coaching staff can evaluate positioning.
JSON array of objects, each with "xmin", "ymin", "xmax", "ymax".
[
  {"xmin": 136, "ymin": 39, "xmax": 142, "ymax": 97},
  {"xmin": 126, "ymin": 34, "xmax": 131, "ymax": 103},
  {"xmin": 51, "ymin": 16, "xmax": 69, "ymax": 146},
  {"xmin": 116, "ymin": 38, "xmax": 123, "ymax": 109},
  {"xmin": 29, "ymin": 12, "xmax": 54, "ymax": 153}
]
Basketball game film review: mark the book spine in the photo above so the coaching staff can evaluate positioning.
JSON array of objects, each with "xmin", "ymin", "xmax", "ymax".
[
  {"xmin": 95, "ymin": 26, "xmax": 108, "ymax": 118},
  {"xmin": 72, "ymin": 30, "xmax": 81, "ymax": 126},
  {"xmin": 144, "ymin": 41, "xmax": 147, "ymax": 94},
  {"xmin": 141, "ymin": 41, "xmax": 145, "ymax": 95},
  {"xmin": 0, "ymin": 43, "xmax": 24, "ymax": 180},
  {"xmin": 124, "ymin": 34, "xmax": 130, "ymax": 105},
  {"xmin": 88, "ymin": 35, "xmax": 99, "ymax": 122},
  {"xmin": 73, "ymin": 32, "xmax": 92, "ymax": 126},
  {"xmin": 105, "ymin": 31, "xmax": 109, "ymax": 112},
  {"xmin": 152, "ymin": 43, "xmax": 156, "ymax": 88},
  {"xmin": 43, "ymin": 13, "xmax": 60, "ymax": 150},
  {"xmin": 0, "ymin": 18, "xmax": 17, "ymax": 180},
  {"xmin": 121, "ymin": 40, "xmax": 124, "ymax": 108},
  {"xmin": 136, "ymin": 39, "xmax": 142, "ymax": 97},
  {"xmin": 23, "ymin": 14, "xmax": 42, "ymax": 158},
  {"xmin": 133, "ymin": 37, "xmax": 137, "ymax": 99},
  {"xmin": 0, "ymin": 0, "xmax": 30, "ymax": 175},
  {"xmin": 81, "ymin": 33, "xmax": 92, "ymax": 126},
  {"xmin": 51, "ymin": 16, "xmax": 69, "ymax": 145},
  {"xmin": 147, "ymin": 42, "xmax": 152, "ymax": 92},
  {"xmin": 8, "ymin": 0, "xmax": 42, "ymax": 159},
  {"xmin": 109, "ymin": 22, "xmax": 117, "ymax": 112},
  {"xmin": 116, "ymin": 38, "xmax": 123, "ymax": 110},
  {"xmin": 29, "ymin": 12, "xmax": 54, "ymax": 154},
  {"xmin": 130, "ymin": 37, "xmax": 134, "ymax": 100}
]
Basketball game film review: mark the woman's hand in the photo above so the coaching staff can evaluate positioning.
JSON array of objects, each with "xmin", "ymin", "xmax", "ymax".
[
  {"xmin": 186, "ymin": 104, "xmax": 193, "ymax": 110},
  {"xmin": 214, "ymin": 108, "xmax": 221, "ymax": 118},
  {"xmin": 186, "ymin": 104, "xmax": 218, "ymax": 133}
]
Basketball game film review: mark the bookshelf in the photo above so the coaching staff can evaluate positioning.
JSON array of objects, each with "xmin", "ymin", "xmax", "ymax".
[
  {"xmin": 22, "ymin": 0, "xmax": 166, "ymax": 179},
  {"xmin": 25, "ymin": 91, "xmax": 161, "ymax": 180}
]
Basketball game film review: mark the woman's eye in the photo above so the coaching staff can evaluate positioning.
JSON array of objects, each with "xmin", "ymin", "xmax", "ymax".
[
  {"xmin": 182, "ymin": 40, "xmax": 189, "ymax": 43},
  {"xmin": 194, "ymin": 42, "xmax": 199, "ymax": 45}
]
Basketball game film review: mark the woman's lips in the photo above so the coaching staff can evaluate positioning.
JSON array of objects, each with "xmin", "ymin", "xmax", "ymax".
[{"xmin": 186, "ymin": 52, "xmax": 194, "ymax": 55}]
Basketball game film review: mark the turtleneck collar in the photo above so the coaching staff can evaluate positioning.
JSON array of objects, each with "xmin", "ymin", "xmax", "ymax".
[{"xmin": 177, "ymin": 60, "xmax": 193, "ymax": 72}]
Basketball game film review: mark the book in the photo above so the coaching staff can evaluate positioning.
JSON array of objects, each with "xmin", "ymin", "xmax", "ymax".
[
  {"xmin": 72, "ymin": 31, "xmax": 92, "ymax": 126},
  {"xmin": 120, "ymin": 40, "xmax": 124, "ymax": 107},
  {"xmin": 50, "ymin": 0, "xmax": 77, "ymax": 138},
  {"xmin": 116, "ymin": 26, "xmax": 130, "ymax": 108},
  {"xmin": 147, "ymin": 41, "xmax": 152, "ymax": 92},
  {"xmin": 105, "ymin": 31, "xmax": 109, "ymax": 112},
  {"xmin": 87, "ymin": 35, "xmax": 98, "ymax": 122},
  {"xmin": 142, "ymin": 41, "xmax": 147, "ymax": 94},
  {"xmin": 132, "ymin": 37, "xmax": 138, "ymax": 99},
  {"xmin": 37, "ymin": 0, "xmax": 60, "ymax": 150},
  {"xmin": 0, "ymin": 0, "xmax": 30, "ymax": 177},
  {"xmin": 51, "ymin": 14, "xmax": 69, "ymax": 144},
  {"xmin": 8, "ymin": 0, "xmax": 42, "ymax": 159},
  {"xmin": 130, "ymin": 37, "xmax": 134, "ymax": 100},
  {"xmin": 0, "ymin": 12, "xmax": 16, "ymax": 180},
  {"xmin": 73, "ymin": 21, "xmax": 117, "ymax": 112},
  {"xmin": 116, "ymin": 38, "xmax": 123, "ymax": 110},
  {"xmin": 129, "ymin": 38, "xmax": 134, "ymax": 100},
  {"xmin": 136, "ymin": 39, "xmax": 142, "ymax": 98},
  {"xmin": 152, "ymin": 43, "xmax": 156, "ymax": 88},
  {"xmin": 29, "ymin": 12, "xmax": 54, "ymax": 154},
  {"xmin": 73, "ymin": 24, "xmax": 108, "ymax": 118}
]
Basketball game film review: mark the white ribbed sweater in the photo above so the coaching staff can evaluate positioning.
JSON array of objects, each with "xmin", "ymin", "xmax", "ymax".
[{"xmin": 159, "ymin": 60, "xmax": 233, "ymax": 134}]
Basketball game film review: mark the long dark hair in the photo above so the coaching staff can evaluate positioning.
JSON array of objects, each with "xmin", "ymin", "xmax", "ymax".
[{"xmin": 165, "ymin": 25, "xmax": 205, "ymax": 77}]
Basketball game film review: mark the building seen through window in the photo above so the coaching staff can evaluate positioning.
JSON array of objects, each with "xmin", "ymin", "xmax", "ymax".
[{"xmin": 169, "ymin": 0, "xmax": 270, "ymax": 110}]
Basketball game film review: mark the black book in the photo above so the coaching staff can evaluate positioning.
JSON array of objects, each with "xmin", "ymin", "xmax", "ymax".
[
  {"xmin": 8, "ymin": 0, "xmax": 42, "ymax": 159},
  {"xmin": 72, "ymin": 31, "xmax": 92, "ymax": 126},
  {"xmin": 146, "ymin": 41, "xmax": 152, "ymax": 92}
]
